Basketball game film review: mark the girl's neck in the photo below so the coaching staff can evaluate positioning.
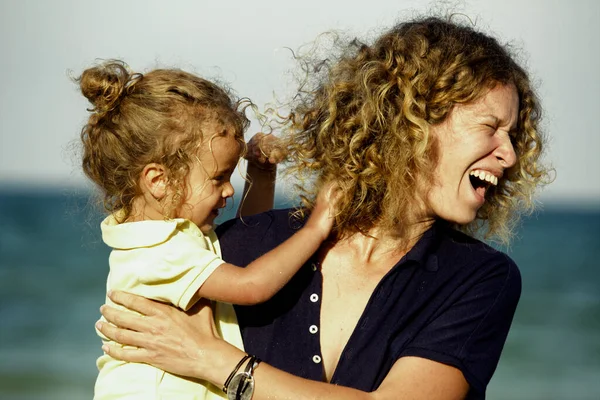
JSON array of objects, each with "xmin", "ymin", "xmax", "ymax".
[{"xmin": 127, "ymin": 195, "xmax": 168, "ymax": 223}]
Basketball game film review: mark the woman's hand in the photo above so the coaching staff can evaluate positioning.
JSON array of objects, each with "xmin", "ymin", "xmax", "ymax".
[{"xmin": 96, "ymin": 291, "xmax": 239, "ymax": 384}]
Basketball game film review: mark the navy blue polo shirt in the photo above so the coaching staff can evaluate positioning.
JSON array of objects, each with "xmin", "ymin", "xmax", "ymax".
[{"xmin": 216, "ymin": 208, "xmax": 521, "ymax": 399}]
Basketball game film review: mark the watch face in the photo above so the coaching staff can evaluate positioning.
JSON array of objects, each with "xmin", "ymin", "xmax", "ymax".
[{"xmin": 227, "ymin": 372, "xmax": 255, "ymax": 400}]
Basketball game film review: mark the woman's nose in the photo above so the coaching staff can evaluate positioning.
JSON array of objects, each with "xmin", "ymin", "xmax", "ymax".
[{"xmin": 495, "ymin": 134, "xmax": 517, "ymax": 169}]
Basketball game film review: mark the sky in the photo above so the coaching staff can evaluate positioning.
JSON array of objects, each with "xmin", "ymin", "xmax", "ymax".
[{"xmin": 0, "ymin": 0, "xmax": 599, "ymax": 207}]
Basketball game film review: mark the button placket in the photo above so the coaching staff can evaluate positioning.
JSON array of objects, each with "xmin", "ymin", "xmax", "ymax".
[{"xmin": 307, "ymin": 268, "xmax": 322, "ymax": 366}]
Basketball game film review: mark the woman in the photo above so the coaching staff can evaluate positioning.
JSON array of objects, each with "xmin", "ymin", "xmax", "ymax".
[{"xmin": 96, "ymin": 15, "xmax": 550, "ymax": 399}]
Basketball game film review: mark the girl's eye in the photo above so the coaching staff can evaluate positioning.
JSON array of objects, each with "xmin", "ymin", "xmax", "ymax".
[{"xmin": 213, "ymin": 175, "xmax": 225, "ymax": 182}]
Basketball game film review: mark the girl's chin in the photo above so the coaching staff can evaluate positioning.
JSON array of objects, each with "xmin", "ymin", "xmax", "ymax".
[{"xmin": 198, "ymin": 223, "xmax": 214, "ymax": 233}]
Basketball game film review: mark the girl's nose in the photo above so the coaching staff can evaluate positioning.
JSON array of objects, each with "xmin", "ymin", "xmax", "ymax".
[{"xmin": 222, "ymin": 182, "xmax": 235, "ymax": 198}]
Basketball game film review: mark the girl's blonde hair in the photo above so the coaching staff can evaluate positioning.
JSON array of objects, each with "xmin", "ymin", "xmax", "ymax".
[
  {"xmin": 77, "ymin": 60, "xmax": 249, "ymax": 220},
  {"xmin": 284, "ymin": 16, "xmax": 552, "ymax": 245}
]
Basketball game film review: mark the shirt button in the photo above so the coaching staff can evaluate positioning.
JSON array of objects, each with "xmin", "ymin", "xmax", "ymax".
[
  {"xmin": 311, "ymin": 263, "xmax": 318, "ymax": 271},
  {"xmin": 310, "ymin": 293, "xmax": 319, "ymax": 303},
  {"xmin": 309, "ymin": 325, "xmax": 318, "ymax": 334},
  {"xmin": 312, "ymin": 355, "xmax": 322, "ymax": 364}
]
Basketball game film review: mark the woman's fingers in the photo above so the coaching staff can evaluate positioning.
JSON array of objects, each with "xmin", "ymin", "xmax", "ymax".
[
  {"xmin": 101, "ymin": 343, "xmax": 149, "ymax": 364},
  {"xmin": 97, "ymin": 295, "xmax": 229, "ymax": 380},
  {"xmin": 96, "ymin": 319, "xmax": 149, "ymax": 349},
  {"xmin": 108, "ymin": 290, "xmax": 166, "ymax": 317},
  {"xmin": 100, "ymin": 303, "xmax": 150, "ymax": 333}
]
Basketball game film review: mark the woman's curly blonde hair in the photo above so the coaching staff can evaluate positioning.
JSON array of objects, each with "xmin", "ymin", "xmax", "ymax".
[
  {"xmin": 77, "ymin": 60, "xmax": 249, "ymax": 221},
  {"xmin": 284, "ymin": 16, "xmax": 552, "ymax": 244}
]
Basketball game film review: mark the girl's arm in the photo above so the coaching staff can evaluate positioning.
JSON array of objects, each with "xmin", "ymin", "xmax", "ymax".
[
  {"xmin": 199, "ymin": 183, "xmax": 336, "ymax": 305},
  {"xmin": 236, "ymin": 132, "xmax": 285, "ymax": 218},
  {"xmin": 236, "ymin": 162, "xmax": 276, "ymax": 217},
  {"xmin": 97, "ymin": 293, "xmax": 470, "ymax": 400}
]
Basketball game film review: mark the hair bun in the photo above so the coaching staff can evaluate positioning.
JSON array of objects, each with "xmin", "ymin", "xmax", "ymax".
[{"xmin": 78, "ymin": 60, "xmax": 132, "ymax": 114}]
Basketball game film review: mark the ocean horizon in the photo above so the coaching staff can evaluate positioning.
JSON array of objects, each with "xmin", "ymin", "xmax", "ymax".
[{"xmin": 1, "ymin": 187, "xmax": 599, "ymax": 400}]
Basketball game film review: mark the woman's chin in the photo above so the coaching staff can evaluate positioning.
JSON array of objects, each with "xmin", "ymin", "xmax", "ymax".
[{"xmin": 438, "ymin": 204, "xmax": 479, "ymax": 226}]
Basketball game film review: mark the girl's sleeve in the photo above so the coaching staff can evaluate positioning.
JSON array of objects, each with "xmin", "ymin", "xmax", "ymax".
[{"xmin": 110, "ymin": 229, "xmax": 225, "ymax": 311}]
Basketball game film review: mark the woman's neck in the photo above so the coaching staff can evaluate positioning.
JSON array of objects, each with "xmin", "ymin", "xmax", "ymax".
[{"xmin": 330, "ymin": 219, "xmax": 435, "ymax": 266}]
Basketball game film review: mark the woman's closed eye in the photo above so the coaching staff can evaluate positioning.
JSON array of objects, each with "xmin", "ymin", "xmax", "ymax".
[{"xmin": 508, "ymin": 130, "xmax": 519, "ymax": 146}]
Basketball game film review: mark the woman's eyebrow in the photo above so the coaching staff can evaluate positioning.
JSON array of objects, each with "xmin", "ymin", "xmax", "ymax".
[{"xmin": 481, "ymin": 114, "xmax": 517, "ymax": 130}]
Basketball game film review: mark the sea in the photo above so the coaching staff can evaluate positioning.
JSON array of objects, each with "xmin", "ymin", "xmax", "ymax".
[{"xmin": 0, "ymin": 188, "xmax": 599, "ymax": 400}]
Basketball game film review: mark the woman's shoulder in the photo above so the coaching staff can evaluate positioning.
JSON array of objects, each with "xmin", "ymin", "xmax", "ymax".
[
  {"xmin": 427, "ymin": 224, "xmax": 521, "ymax": 292},
  {"xmin": 215, "ymin": 208, "xmax": 305, "ymax": 264},
  {"xmin": 217, "ymin": 208, "xmax": 304, "ymax": 235},
  {"xmin": 437, "ymin": 224, "xmax": 517, "ymax": 265},
  {"xmin": 398, "ymin": 226, "xmax": 522, "ymax": 396}
]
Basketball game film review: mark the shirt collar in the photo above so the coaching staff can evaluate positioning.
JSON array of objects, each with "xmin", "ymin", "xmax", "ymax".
[
  {"xmin": 402, "ymin": 221, "xmax": 447, "ymax": 272},
  {"xmin": 101, "ymin": 213, "xmax": 205, "ymax": 249}
]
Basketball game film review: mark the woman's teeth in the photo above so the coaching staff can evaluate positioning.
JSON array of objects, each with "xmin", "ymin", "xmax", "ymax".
[{"xmin": 469, "ymin": 170, "xmax": 498, "ymax": 186}]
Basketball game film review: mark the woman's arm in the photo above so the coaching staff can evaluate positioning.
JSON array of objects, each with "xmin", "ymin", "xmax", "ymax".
[
  {"xmin": 97, "ymin": 292, "xmax": 469, "ymax": 400},
  {"xmin": 230, "ymin": 355, "xmax": 468, "ymax": 400}
]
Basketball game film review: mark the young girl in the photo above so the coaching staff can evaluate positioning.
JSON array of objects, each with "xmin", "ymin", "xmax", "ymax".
[{"xmin": 77, "ymin": 60, "xmax": 334, "ymax": 400}]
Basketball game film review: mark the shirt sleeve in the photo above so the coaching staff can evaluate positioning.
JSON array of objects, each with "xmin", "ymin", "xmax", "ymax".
[
  {"xmin": 108, "ymin": 228, "xmax": 225, "ymax": 311},
  {"xmin": 398, "ymin": 253, "xmax": 522, "ymax": 396}
]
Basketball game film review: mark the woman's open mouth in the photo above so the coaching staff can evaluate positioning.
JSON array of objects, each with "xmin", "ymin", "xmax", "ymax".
[{"xmin": 469, "ymin": 170, "xmax": 498, "ymax": 199}]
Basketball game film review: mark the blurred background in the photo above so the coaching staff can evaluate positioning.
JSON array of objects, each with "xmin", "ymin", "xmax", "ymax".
[{"xmin": 1, "ymin": 1, "xmax": 599, "ymax": 399}]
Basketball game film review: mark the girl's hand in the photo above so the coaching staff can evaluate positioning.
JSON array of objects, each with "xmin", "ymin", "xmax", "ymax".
[
  {"xmin": 245, "ymin": 132, "xmax": 286, "ymax": 170},
  {"xmin": 96, "ymin": 291, "xmax": 233, "ymax": 383},
  {"xmin": 304, "ymin": 182, "xmax": 340, "ymax": 241}
]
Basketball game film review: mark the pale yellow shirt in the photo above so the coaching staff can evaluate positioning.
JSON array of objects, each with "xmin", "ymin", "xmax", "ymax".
[{"xmin": 94, "ymin": 215, "xmax": 244, "ymax": 400}]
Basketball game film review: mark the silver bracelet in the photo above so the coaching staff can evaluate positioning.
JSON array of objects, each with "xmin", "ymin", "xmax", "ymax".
[
  {"xmin": 223, "ymin": 354, "xmax": 250, "ymax": 393},
  {"xmin": 224, "ymin": 355, "xmax": 261, "ymax": 400}
]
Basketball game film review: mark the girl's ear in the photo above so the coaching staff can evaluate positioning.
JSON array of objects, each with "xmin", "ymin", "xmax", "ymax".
[{"xmin": 141, "ymin": 163, "xmax": 168, "ymax": 199}]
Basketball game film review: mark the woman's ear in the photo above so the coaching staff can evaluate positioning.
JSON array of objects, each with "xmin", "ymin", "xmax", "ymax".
[{"xmin": 141, "ymin": 163, "xmax": 168, "ymax": 199}]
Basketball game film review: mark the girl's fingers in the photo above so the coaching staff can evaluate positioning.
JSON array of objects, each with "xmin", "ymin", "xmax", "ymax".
[
  {"xmin": 245, "ymin": 132, "xmax": 286, "ymax": 167},
  {"xmin": 268, "ymin": 148, "xmax": 284, "ymax": 164}
]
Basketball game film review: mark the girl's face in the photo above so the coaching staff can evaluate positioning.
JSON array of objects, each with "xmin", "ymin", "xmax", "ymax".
[
  {"xmin": 177, "ymin": 122, "xmax": 241, "ymax": 232},
  {"xmin": 424, "ymin": 84, "xmax": 519, "ymax": 224}
]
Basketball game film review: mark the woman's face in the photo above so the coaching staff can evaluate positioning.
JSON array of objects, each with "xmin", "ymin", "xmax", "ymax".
[{"xmin": 424, "ymin": 84, "xmax": 519, "ymax": 225}]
